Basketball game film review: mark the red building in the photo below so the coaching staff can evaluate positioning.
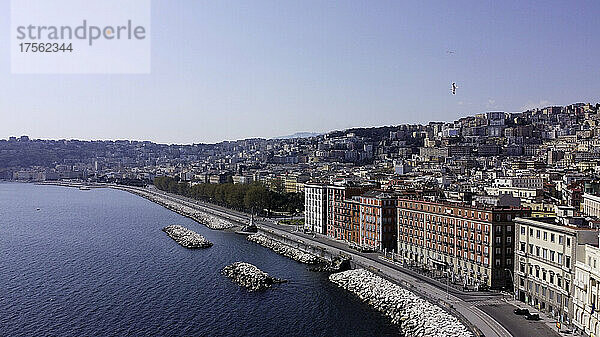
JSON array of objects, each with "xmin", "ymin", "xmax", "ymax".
[
  {"xmin": 397, "ymin": 198, "xmax": 531, "ymax": 290},
  {"xmin": 359, "ymin": 191, "xmax": 397, "ymax": 252},
  {"xmin": 326, "ymin": 183, "xmax": 371, "ymax": 240}
]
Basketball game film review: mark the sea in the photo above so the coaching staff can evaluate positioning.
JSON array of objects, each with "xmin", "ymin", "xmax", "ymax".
[{"xmin": 0, "ymin": 183, "xmax": 399, "ymax": 336}]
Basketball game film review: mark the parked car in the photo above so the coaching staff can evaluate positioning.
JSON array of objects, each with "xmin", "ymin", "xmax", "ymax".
[
  {"xmin": 513, "ymin": 308, "xmax": 529, "ymax": 315},
  {"xmin": 525, "ymin": 313, "xmax": 540, "ymax": 321}
]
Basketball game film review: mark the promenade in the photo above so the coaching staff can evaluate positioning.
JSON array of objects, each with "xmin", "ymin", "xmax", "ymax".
[{"xmin": 116, "ymin": 185, "xmax": 561, "ymax": 337}]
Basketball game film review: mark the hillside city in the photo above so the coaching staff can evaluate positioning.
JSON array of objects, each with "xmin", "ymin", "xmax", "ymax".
[{"xmin": 4, "ymin": 102, "xmax": 600, "ymax": 335}]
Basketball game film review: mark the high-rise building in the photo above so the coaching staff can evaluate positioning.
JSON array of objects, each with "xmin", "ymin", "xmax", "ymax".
[{"xmin": 304, "ymin": 183, "xmax": 328, "ymax": 234}]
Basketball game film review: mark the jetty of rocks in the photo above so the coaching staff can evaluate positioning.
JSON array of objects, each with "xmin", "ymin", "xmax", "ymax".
[
  {"xmin": 310, "ymin": 256, "xmax": 351, "ymax": 272},
  {"xmin": 162, "ymin": 225, "xmax": 213, "ymax": 248},
  {"xmin": 123, "ymin": 188, "xmax": 236, "ymax": 230},
  {"xmin": 247, "ymin": 234, "xmax": 320, "ymax": 264},
  {"xmin": 221, "ymin": 262, "xmax": 286, "ymax": 291},
  {"xmin": 329, "ymin": 269, "xmax": 473, "ymax": 337}
]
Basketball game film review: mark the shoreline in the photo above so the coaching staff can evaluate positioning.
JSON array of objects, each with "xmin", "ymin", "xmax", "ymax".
[
  {"xmin": 26, "ymin": 181, "xmax": 485, "ymax": 336},
  {"xmin": 35, "ymin": 181, "xmax": 244, "ymax": 232}
]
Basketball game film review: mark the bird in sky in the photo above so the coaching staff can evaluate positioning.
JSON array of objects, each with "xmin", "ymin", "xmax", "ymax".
[{"xmin": 451, "ymin": 82, "xmax": 457, "ymax": 95}]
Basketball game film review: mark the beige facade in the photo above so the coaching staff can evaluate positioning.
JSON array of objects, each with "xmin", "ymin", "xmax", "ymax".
[
  {"xmin": 583, "ymin": 194, "xmax": 600, "ymax": 218},
  {"xmin": 574, "ymin": 244, "xmax": 600, "ymax": 337},
  {"xmin": 515, "ymin": 217, "xmax": 599, "ymax": 325}
]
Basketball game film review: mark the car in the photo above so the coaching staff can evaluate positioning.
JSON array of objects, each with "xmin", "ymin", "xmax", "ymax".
[
  {"xmin": 525, "ymin": 313, "xmax": 540, "ymax": 321},
  {"xmin": 513, "ymin": 308, "xmax": 530, "ymax": 315}
]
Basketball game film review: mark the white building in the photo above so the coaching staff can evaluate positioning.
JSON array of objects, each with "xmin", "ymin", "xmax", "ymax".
[
  {"xmin": 494, "ymin": 176, "xmax": 544, "ymax": 189},
  {"xmin": 515, "ymin": 217, "xmax": 599, "ymax": 325},
  {"xmin": 485, "ymin": 186, "xmax": 543, "ymax": 203},
  {"xmin": 304, "ymin": 183, "xmax": 328, "ymax": 234},
  {"xmin": 232, "ymin": 174, "xmax": 254, "ymax": 184},
  {"xmin": 583, "ymin": 194, "xmax": 600, "ymax": 218},
  {"xmin": 574, "ymin": 242, "xmax": 600, "ymax": 337}
]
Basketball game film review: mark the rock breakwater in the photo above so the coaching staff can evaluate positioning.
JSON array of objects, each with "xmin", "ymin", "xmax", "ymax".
[
  {"xmin": 222, "ymin": 262, "xmax": 286, "ymax": 291},
  {"xmin": 329, "ymin": 269, "xmax": 473, "ymax": 337},
  {"xmin": 162, "ymin": 225, "xmax": 213, "ymax": 248},
  {"xmin": 121, "ymin": 187, "xmax": 236, "ymax": 230},
  {"xmin": 247, "ymin": 234, "xmax": 320, "ymax": 264},
  {"xmin": 310, "ymin": 256, "xmax": 351, "ymax": 272}
]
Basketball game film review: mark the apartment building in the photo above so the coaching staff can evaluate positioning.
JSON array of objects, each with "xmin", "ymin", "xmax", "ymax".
[
  {"xmin": 342, "ymin": 197, "xmax": 361, "ymax": 244},
  {"xmin": 304, "ymin": 183, "xmax": 328, "ymax": 234},
  {"xmin": 515, "ymin": 217, "xmax": 599, "ymax": 324},
  {"xmin": 397, "ymin": 199, "xmax": 530, "ymax": 290},
  {"xmin": 484, "ymin": 186, "xmax": 543, "ymax": 203},
  {"xmin": 574, "ymin": 243, "xmax": 600, "ymax": 336},
  {"xmin": 283, "ymin": 174, "xmax": 310, "ymax": 193},
  {"xmin": 583, "ymin": 194, "xmax": 600, "ymax": 218},
  {"xmin": 494, "ymin": 176, "xmax": 545, "ymax": 189},
  {"xmin": 326, "ymin": 183, "xmax": 372, "ymax": 240},
  {"xmin": 359, "ymin": 191, "xmax": 397, "ymax": 251}
]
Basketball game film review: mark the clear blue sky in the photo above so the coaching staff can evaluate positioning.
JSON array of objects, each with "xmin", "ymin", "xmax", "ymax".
[{"xmin": 1, "ymin": 0, "xmax": 599, "ymax": 144}]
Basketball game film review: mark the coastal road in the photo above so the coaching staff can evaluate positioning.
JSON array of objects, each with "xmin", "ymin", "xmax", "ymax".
[{"xmin": 118, "ymin": 185, "xmax": 560, "ymax": 337}]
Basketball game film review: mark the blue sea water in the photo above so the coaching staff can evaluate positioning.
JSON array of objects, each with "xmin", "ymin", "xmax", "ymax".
[{"xmin": 0, "ymin": 183, "xmax": 399, "ymax": 337}]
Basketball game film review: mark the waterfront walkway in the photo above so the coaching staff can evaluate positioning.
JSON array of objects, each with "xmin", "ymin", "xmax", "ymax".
[{"xmin": 116, "ymin": 185, "xmax": 561, "ymax": 337}]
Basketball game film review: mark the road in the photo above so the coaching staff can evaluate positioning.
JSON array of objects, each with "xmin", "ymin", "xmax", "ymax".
[{"xmin": 120, "ymin": 185, "xmax": 561, "ymax": 337}]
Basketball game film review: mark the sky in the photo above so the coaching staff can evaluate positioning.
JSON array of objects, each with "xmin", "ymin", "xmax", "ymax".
[{"xmin": 1, "ymin": 0, "xmax": 599, "ymax": 144}]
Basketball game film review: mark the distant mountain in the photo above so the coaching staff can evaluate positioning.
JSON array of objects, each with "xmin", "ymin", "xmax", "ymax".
[{"xmin": 273, "ymin": 132, "xmax": 322, "ymax": 140}]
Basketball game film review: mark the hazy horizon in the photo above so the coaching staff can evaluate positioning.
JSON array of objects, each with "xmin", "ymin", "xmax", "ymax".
[{"xmin": 2, "ymin": 0, "xmax": 599, "ymax": 143}]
